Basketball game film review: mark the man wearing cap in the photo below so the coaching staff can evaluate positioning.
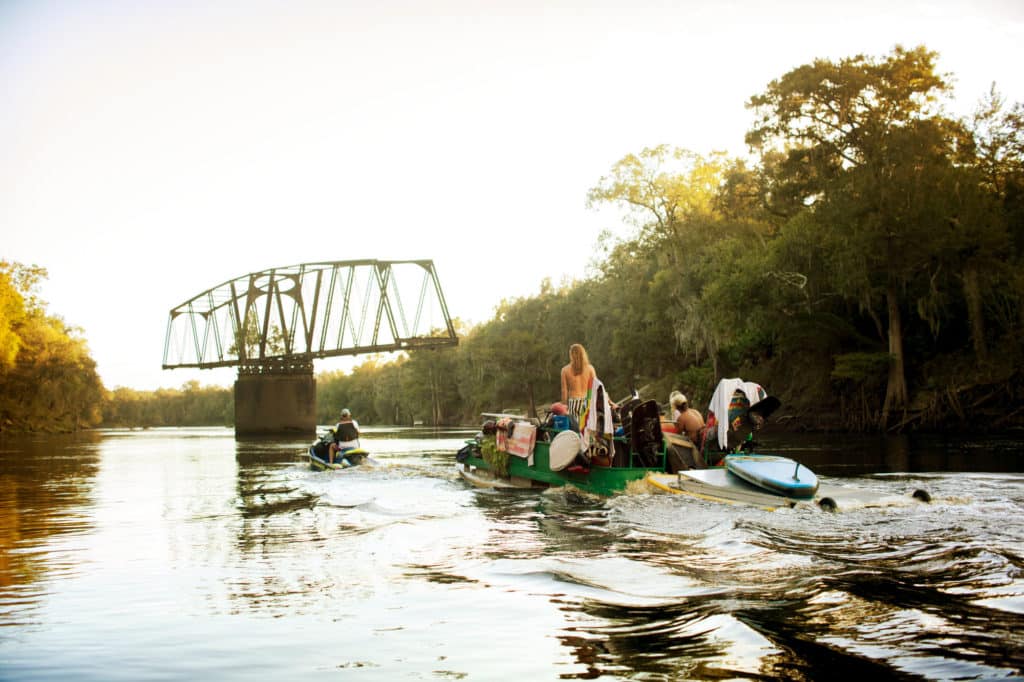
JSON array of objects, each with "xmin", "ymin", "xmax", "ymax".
[
  {"xmin": 329, "ymin": 408, "xmax": 361, "ymax": 464},
  {"xmin": 669, "ymin": 391, "xmax": 705, "ymax": 443}
]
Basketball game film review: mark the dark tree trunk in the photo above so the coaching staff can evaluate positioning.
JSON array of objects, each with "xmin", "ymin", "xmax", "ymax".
[
  {"xmin": 962, "ymin": 266, "xmax": 988, "ymax": 362},
  {"xmin": 881, "ymin": 279, "xmax": 908, "ymax": 427}
]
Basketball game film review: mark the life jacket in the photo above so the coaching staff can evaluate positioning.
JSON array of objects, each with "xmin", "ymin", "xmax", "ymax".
[{"xmin": 334, "ymin": 421, "xmax": 359, "ymax": 443}]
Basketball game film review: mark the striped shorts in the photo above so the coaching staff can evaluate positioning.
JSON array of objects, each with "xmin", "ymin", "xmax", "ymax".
[{"xmin": 566, "ymin": 397, "xmax": 588, "ymax": 424}]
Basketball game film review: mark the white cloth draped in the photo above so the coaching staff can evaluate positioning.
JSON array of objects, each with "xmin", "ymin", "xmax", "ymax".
[
  {"xmin": 582, "ymin": 377, "xmax": 613, "ymax": 452},
  {"xmin": 707, "ymin": 379, "xmax": 765, "ymax": 451}
]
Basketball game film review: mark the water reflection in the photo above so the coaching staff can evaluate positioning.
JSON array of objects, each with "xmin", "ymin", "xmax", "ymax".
[
  {"xmin": 234, "ymin": 438, "xmax": 317, "ymax": 518},
  {"xmin": 557, "ymin": 599, "xmax": 734, "ymax": 680},
  {"xmin": 767, "ymin": 432, "xmax": 1024, "ymax": 475},
  {"xmin": 226, "ymin": 438, "xmax": 332, "ymax": 617},
  {"xmin": 0, "ymin": 428, "xmax": 1021, "ymax": 681},
  {"xmin": 0, "ymin": 432, "xmax": 101, "ymax": 623}
]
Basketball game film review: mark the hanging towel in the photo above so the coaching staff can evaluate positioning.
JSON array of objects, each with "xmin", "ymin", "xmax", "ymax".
[
  {"xmin": 707, "ymin": 378, "xmax": 766, "ymax": 451},
  {"xmin": 496, "ymin": 417, "xmax": 512, "ymax": 452},
  {"xmin": 581, "ymin": 377, "xmax": 614, "ymax": 451},
  {"xmin": 507, "ymin": 421, "xmax": 537, "ymax": 466}
]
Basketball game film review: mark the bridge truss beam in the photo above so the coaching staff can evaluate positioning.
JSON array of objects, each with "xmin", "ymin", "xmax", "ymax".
[{"xmin": 163, "ymin": 259, "xmax": 458, "ymax": 370}]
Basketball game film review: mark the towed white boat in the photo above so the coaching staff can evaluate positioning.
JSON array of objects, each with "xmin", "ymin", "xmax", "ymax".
[{"xmin": 646, "ymin": 464, "xmax": 931, "ymax": 512}]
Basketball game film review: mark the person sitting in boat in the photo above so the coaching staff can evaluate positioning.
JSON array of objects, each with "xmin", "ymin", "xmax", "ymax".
[
  {"xmin": 329, "ymin": 408, "xmax": 361, "ymax": 464},
  {"xmin": 545, "ymin": 401, "xmax": 579, "ymax": 433},
  {"xmin": 669, "ymin": 391, "xmax": 705, "ymax": 444},
  {"xmin": 560, "ymin": 343, "xmax": 597, "ymax": 425},
  {"xmin": 699, "ymin": 378, "xmax": 767, "ymax": 464}
]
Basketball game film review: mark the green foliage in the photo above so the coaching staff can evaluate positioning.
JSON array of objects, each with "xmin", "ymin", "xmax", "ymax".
[
  {"xmin": 829, "ymin": 352, "xmax": 892, "ymax": 430},
  {"xmin": 673, "ymin": 363, "xmax": 715, "ymax": 409},
  {"xmin": 0, "ymin": 261, "xmax": 105, "ymax": 433},
  {"xmin": 740, "ymin": 44, "xmax": 1024, "ymax": 424},
  {"xmin": 479, "ymin": 436, "xmax": 508, "ymax": 477},
  {"xmin": 229, "ymin": 311, "xmax": 287, "ymax": 360},
  {"xmin": 101, "ymin": 381, "xmax": 233, "ymax": 428},
  {"xmin": 0, "ymin": 268, "xmax": 26, "ymax": 369},
  {"xmin": 0, "ymin": 260, "xmax": 237, "ymax": 432},
  {"xmin": 831, "ymin": 352, "xmax": 892, "ymax": 382},
  {"xmin": 405, "ymin": 343, "xmax": 462, "ymax": 425}
]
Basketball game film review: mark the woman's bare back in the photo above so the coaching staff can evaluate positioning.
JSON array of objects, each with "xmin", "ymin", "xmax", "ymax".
[{"xmin": 561, "ymin": 364, "xmax": 595, "ymax": 401}]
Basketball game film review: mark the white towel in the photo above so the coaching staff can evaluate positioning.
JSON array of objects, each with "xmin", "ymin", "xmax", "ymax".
[
  {"xmin": 582, "ymin": 377, "xmax": 614, "ymax": 452},
  {"xmin": 707, "ymin": 378, "xmax": 766, "ymax": 450}
]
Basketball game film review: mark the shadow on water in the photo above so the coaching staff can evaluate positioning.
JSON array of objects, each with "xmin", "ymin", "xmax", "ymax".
[
  {"xmin": 547, "ymin": 536, "xmax": 1024, "ymax": 679},
  {"xmin": 563, "ymin": 497, "xmax": 1024, "ymax": 680},
  {"xmin": 557, "ymin": 597, "xmax": 915, "ymax": 681},
  {"xmin": 765, "ymin": 431, "xmax": 1024, "ymax": 475},
  {"xmin": 554, "ymin": 599, "xmax": 734, "ymax": 680},
  {"xmin": 731, "ymin": 605, "xmax": 922, "ymax": 681},
  {"xmin": 728, "ymin": 570, "xmax": 1024, "ymax": 679}
]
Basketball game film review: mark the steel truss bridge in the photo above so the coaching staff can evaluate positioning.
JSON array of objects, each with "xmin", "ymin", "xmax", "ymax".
[{"xmin": 163, "ymin": 259, "xmax": 458, "ymax": 372}]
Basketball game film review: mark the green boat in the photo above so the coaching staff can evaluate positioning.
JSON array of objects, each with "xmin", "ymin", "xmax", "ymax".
[
  {"xmin": 457, "ymin": 377, "xmax": 936, "ymax": 506},
  {"xmin": 457, "ymin": 443, "xmax": 665, "ymax": 496},
  {"xmin": 455, "ymin": 403, "xmax": 681, "ymax": 496}
]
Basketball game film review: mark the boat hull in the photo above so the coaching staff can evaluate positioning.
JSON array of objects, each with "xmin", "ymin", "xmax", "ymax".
[
  {"xmin": 308, "ymin": 446, "xmax": 372, "ymax": 471},
  {"xmin": 457, "ymin": 464, "xmax": 540, "ymax": 489}
]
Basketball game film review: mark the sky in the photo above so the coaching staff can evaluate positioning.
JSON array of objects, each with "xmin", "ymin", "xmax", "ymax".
[{"xmin": 2, "ymin": 0, "xmax": 1023, "ymax": 391}]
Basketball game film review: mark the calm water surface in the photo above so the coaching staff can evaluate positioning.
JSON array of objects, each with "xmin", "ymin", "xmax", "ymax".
[{"xmin": 1, "ymin": 427, "xmax": 1022, "ymax": 680}]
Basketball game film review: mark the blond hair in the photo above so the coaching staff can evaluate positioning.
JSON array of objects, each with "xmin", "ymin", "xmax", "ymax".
[{"xmin": 569, "ymin": 343, "xmax": 589, "ymax": 375}]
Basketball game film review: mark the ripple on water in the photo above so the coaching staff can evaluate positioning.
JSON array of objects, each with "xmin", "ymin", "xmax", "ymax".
[{"xmin": 2, "ymin": 430, "xmax": 1023, "ymax": 681}]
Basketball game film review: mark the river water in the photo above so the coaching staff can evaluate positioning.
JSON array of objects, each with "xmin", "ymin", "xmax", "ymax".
[{"xmin": 1, "ymin": 427, "xmax": 1022, "ymax": 681}]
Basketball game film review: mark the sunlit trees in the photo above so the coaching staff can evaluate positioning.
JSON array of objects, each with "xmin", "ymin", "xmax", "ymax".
[
  {"xmin": 586, "ymin": 146, "xmax": 774, "ymax": 388},
  {"xmin": 0, "ymin": 268, "xmax": 26, "ymax": 370},
  {"xmin": 0, "ymin": 261, "xmax": 104, "ymax": 432}
]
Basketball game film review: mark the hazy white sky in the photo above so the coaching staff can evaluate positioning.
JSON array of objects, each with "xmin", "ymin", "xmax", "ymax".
[{"xmin": 2, "ymin": 0, "xmax": 1022, "ymax": 390}]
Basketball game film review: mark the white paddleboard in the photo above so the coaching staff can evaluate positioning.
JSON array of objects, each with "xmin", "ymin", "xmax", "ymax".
[{"xmin": 549, "ymin": 430, "xmax": 581, "ymax": 471}]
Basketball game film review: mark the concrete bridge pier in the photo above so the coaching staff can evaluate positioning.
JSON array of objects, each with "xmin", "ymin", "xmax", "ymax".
[{"xmin": 234, "ymin": 366, "xmax": 316, "ymax": 437}]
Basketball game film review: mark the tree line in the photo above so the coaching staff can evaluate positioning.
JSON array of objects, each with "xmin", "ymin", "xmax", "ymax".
[
  {"xmin": 320, "ymin": 46, "xmax": 1024, "ymax": 432},
  {"xmin": 0, "ymin": 262, "xmax": 105, "ymax": 432},
  {"xmin": 102, "ymin": 382, "xmax": 234, "ymax": 428},
  {"xmin": 4, "ymin": 46, "xmax": 1023, "ymax": 433}
]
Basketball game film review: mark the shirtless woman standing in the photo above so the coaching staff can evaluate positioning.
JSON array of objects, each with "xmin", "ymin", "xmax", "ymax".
[{"xmin": 560, "ymin": 343, "xmax": 596, "ymax": 424}]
